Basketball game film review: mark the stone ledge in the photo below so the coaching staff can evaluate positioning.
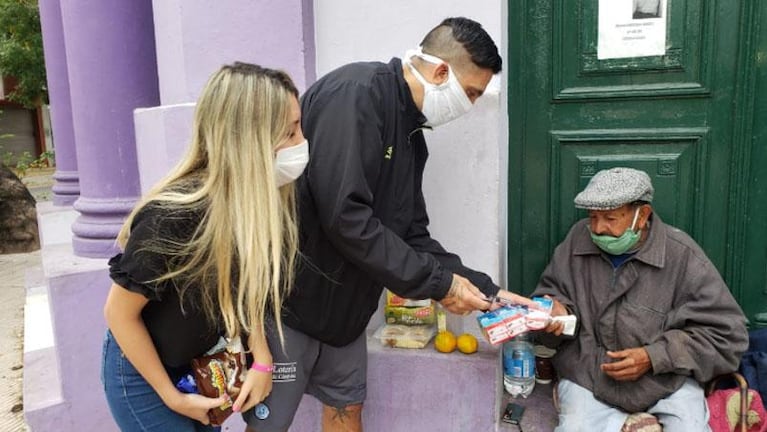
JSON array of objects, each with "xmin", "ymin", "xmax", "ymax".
[
  {"xmin": 23, "ymin": 238, "xmax": 116, "ymax": 431},
  {"xmin": 224, "ymin": 334, "xmax": 503, "ymax": 431},
  {"xmin": 230, "ymin": 334, "xmax": 560, "ymax": 432},
  {"xmin": 23, "ymin": 347, "xmax": 71, "ymax": 430},
  {"xmin": 362, "ymin": 336, "xmax": 502, "ymax": 431},
  {"xmin": 35, "ymin": 201, "xmax": 78, "ymax": 247}
]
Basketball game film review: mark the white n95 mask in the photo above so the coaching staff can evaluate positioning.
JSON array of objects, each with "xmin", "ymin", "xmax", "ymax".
[
  {"xmin": 275, "ymin": 139, "xmax": 309, "ymax": 186},
  {"xmin": 404, "ymin": 47, "xmax": 473, "ymax": 127}
]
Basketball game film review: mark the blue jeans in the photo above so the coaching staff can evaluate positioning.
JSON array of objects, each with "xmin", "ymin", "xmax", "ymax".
[
  {"xmin": 100, "ymin": 330, "xmax": 220, "ymax": 432},
  {"xmin": 555, "ymin": 378, "xmax": 711, "ymax": 432}
]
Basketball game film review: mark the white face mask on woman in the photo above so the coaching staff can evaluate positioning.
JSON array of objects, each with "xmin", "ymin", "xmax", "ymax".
[
  {"xmin": 274, "ymin": 139, "xmax": 309, "ymax": 186},
  {"xmin": 404, "ymin": 47, "xmax": 473, "ymax": 127}
]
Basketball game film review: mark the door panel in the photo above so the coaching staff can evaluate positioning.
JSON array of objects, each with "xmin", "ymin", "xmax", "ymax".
[
  {"xmin": 552, "ymin": 128, "xmax": 707, "ymax": 241},
  {"xmin": 555, "ymin": 0, "xmax": 714, "ymax": 100},
  {"xmin": 508, "ymin": 0, "xmax": 766, "ymax": 326}
]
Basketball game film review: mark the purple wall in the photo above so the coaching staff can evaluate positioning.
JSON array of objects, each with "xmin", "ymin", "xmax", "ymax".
[{"xmin": 152, "ymin": 0, "xmax": 316, "ymax": 105}]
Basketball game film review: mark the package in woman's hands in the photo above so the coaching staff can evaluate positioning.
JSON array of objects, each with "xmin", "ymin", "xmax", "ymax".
[{"xmin": 190, "ymin": 337, "xmax": 247, "ymax": 426}]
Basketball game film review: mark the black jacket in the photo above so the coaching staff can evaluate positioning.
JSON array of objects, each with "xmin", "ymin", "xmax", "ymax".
[{"xmin": 283, "ymin": 58, "xmax": 499, "ymax": 346}]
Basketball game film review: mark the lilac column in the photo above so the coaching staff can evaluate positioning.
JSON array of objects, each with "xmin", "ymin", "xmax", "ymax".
[
  {"xmin": 38, "ymin": 0, "xmax": 79, "ymax": 206},
  {"xmin": 60, "ymin": 0, "xmax": 159, "ymax": 257}
]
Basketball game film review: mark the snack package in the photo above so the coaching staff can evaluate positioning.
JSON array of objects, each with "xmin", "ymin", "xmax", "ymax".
[
  {"xmin": 552, "ymin": 315, "xmax": 577, "ymax": 336},
  {"xmin": 476, "ymin": 297, "xmax": 559, "ymax": 345},
  {"xmin": 384, "ymin": 304, "xmax": 436, "ymax": 325},
  {"xmin": 531, "ymin": 296, "xmax": 553, "ymax": 313},
  {"xmin": 386, "ymin": 290, "xmax": 431, "ymax": 308},
  {"xmin": 529, "ymin": 297, "xmax": 577, "ymax": 335},
  {"xmin": 190, "ymin": 339, "xmax": 247, "ymax": 426},
  {"xmin": 175, "ymin": 373, "xmax": 198, "ymax": 394},
  {"xmin": 373, "ymin": 324, "xmax": 436, "ymax": 349},
  {"xmin": 477, "ymin": 295, "xmax": 578, "ymax": 344},
  {"xmin": 383, "ymin": 289, "xmax": 435, "ymax": 325},
  {"xmin": 525, "ymin": 297, "xmax": 554, "ymax": 331},
  {"xmin": 476, "ymin": 305, "xmax": 528, "ymax": 345}
]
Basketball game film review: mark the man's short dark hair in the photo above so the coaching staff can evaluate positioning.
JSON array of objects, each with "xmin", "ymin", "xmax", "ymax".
[{"xmin": 420, "ymin": 17, "xmax": 502, "ymax": 73}]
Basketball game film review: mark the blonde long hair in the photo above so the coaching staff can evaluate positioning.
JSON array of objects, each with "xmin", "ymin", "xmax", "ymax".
[{"xmin": 117, "ymin": 62, "xmax": 299, "ymax": 346}]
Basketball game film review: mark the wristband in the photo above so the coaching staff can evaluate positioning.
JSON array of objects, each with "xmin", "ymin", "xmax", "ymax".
[{"xmin": 250, "ymin": 362, "xmax": 274, "ymax": 373}]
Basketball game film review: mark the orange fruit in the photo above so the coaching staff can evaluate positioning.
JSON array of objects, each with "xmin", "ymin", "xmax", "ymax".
[
  {"xmin": 434, "ymin": 331, "xmax": 457, "ymax": 353},
  {"xmin": 457, "ymin": 333, "xmax": 478, "ymax": 354}
]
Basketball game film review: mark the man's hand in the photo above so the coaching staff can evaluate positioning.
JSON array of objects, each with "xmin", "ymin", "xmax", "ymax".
[
  {"xmin": 542, "ymin": 296, "xmax": 568, "ymax": 335},
  {"xmin": 439, "ymin": 274, "xmax": 488, "ymax": 315},
  {"xmin": 600, "ymin": 347, "xmax": 652, "ymax": 381},
  {"xmin": 491, "ymin": 290, "xmax": 536, "ymax": 310},
  {"xmin": 547, "ymin": 296, "xmax": 568, "ymax": 317}
]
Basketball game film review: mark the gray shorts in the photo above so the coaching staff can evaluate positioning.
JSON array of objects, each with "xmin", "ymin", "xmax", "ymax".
[{"xmin": 242, "ymin": 323, "xmax": 367, "ymax": 431}]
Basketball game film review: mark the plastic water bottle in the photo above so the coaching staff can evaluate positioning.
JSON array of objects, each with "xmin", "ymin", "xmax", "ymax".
[{"xmin": 503, "ymin": 333, "xmax": 535, "ymax": 398}]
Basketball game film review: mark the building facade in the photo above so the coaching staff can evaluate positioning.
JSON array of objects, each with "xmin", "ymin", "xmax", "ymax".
[{"xmin": 28, "ymin": 1, "xmax": 508, "ymax": 430}]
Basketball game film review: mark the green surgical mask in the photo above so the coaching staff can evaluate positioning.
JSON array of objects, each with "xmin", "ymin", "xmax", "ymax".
[{"xmin": 589, "ymin": 208, "xmax": 641, "ymax": 255}]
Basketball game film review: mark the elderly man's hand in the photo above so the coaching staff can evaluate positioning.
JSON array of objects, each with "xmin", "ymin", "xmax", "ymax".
[
  {"xmin": 439, "ymin": 274, "xmax": 488, "ymax": 316},
  {"xmin": 600, "ymin": 347, "xmax": 652, "ymax": 381},
  {"xmin": 541, "ymin": 296, "xmax": 569, "ymax": 335},
  {"xmin": 547, "ymin": 296, "xmax": 569, "ymax": 317},
  {"xmin": 543, "ymin": 320, "xmax": 565, "ymax": 336}
]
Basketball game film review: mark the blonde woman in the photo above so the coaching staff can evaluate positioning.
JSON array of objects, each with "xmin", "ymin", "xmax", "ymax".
[{"xmin": 101, "ymin": 62, "xmax": 308, "ymax": 432}]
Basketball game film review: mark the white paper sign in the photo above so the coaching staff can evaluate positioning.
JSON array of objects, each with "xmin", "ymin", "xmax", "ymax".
[{"xmin": 598, "ymin": 0, "xmax": 667, "ymax": 60}]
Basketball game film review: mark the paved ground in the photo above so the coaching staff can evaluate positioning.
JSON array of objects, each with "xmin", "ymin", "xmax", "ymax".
[
  {"xmin": 0, "ymin": 252, "xmax": 36, "ymax": 432},
  {"xmin": 0, "ymin": 167, "xmax": 54, "ymax": 432}
]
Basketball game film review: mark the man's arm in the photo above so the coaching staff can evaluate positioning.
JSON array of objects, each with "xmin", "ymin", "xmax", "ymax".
[
  {"xmin": 532, "ymin": 234, "xmax": 580, "ymax": 345},
  {"xmin": 404, "ymin": 186, "xmax": 499, "ymax": 298},
  {"xmin": 643, "ymin": 260, "xmax": 748, "ymax": 383},
  {"xmin": 301, "ymin": 82, "xmax": 456, "ymax": 303}
]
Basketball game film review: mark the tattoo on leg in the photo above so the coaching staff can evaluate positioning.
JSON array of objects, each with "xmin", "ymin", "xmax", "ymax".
[{"xmin": 332, "ymin": 406, "xmax": 351, "ymax": 422}]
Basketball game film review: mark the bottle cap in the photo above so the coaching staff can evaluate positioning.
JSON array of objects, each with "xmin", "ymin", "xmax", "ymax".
[{"xmin": 534, "ymin": 345, "xmax": 556, "ymax": 358}]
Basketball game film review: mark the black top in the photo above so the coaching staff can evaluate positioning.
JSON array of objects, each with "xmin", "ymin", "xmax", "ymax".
[
  {"xmin": 285, "ymin": 58, "xmax": 499, "ymax": 347},
  {"xmin": 109, "ymin": 203, "xmax": 221, "ymax": 368}
]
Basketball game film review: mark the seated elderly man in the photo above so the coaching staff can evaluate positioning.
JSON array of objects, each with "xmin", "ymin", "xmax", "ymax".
[{"xmin": 535, "ymin": 167, "xmax": 748, "ymax": 432}]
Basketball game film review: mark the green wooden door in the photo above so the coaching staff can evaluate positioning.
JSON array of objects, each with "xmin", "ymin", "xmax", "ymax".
[{"xmin": 508, "ymin": 0, "xmax": 767, "ymax": 326}]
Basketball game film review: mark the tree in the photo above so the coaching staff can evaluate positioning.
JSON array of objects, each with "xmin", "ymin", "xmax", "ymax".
[{"xmin": 0, "ymin": 0, "xmax": 46, "ymax": 108}]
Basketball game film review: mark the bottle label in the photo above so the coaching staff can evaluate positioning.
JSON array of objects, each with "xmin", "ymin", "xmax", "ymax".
[{"xmin": 504, "ymin": 347, "xmax": 535, "ymax": 379}]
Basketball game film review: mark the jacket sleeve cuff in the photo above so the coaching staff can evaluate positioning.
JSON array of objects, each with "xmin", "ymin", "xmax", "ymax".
[
  {"xmin": 645, "ymin": 342, "xmax": 671, "ymax": 375},
  {"xmin": 479, "ymin": 281, "xmax": 500, "ymax": 298},
  {"xmin": 434, "ymin": 269, "xmax": 453, "ymax": 300}
]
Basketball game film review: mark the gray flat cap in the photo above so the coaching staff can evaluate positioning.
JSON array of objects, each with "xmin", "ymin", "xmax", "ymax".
[{"xmin": 574, "ymin": 167, "xmax": 654, "ymax": 210}]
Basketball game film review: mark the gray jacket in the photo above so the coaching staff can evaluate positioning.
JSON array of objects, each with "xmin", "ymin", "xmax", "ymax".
[{"xmin": 533, "ymin": 215, "xmax": 748, "ymax": 412}]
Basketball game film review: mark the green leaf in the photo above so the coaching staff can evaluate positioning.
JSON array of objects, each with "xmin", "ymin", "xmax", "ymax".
[{"xmin": 0, "ymin": 0, "xmax": 46, "ymax": 108}]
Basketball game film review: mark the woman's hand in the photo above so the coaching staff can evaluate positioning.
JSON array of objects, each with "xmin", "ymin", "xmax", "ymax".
[
  {"xmin": 232, "ymin": 367, "xmax": 273, "ymax": 413},
  {"xmin": 105, "ymin": 284, "xmax": 228, "ymax": 424},
  {"xmin": 165, "ymin": 390, "xmax": 229, "ymax": 425}
]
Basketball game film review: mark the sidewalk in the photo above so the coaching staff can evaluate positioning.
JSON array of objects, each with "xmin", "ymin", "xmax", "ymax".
[
  {"xmin": 0, "ymin": 167, "xmax": 54, "ymax": 432},
  {"xmin": 0, "ymin": 251, "xmax": 36, "ymax": 432}
]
